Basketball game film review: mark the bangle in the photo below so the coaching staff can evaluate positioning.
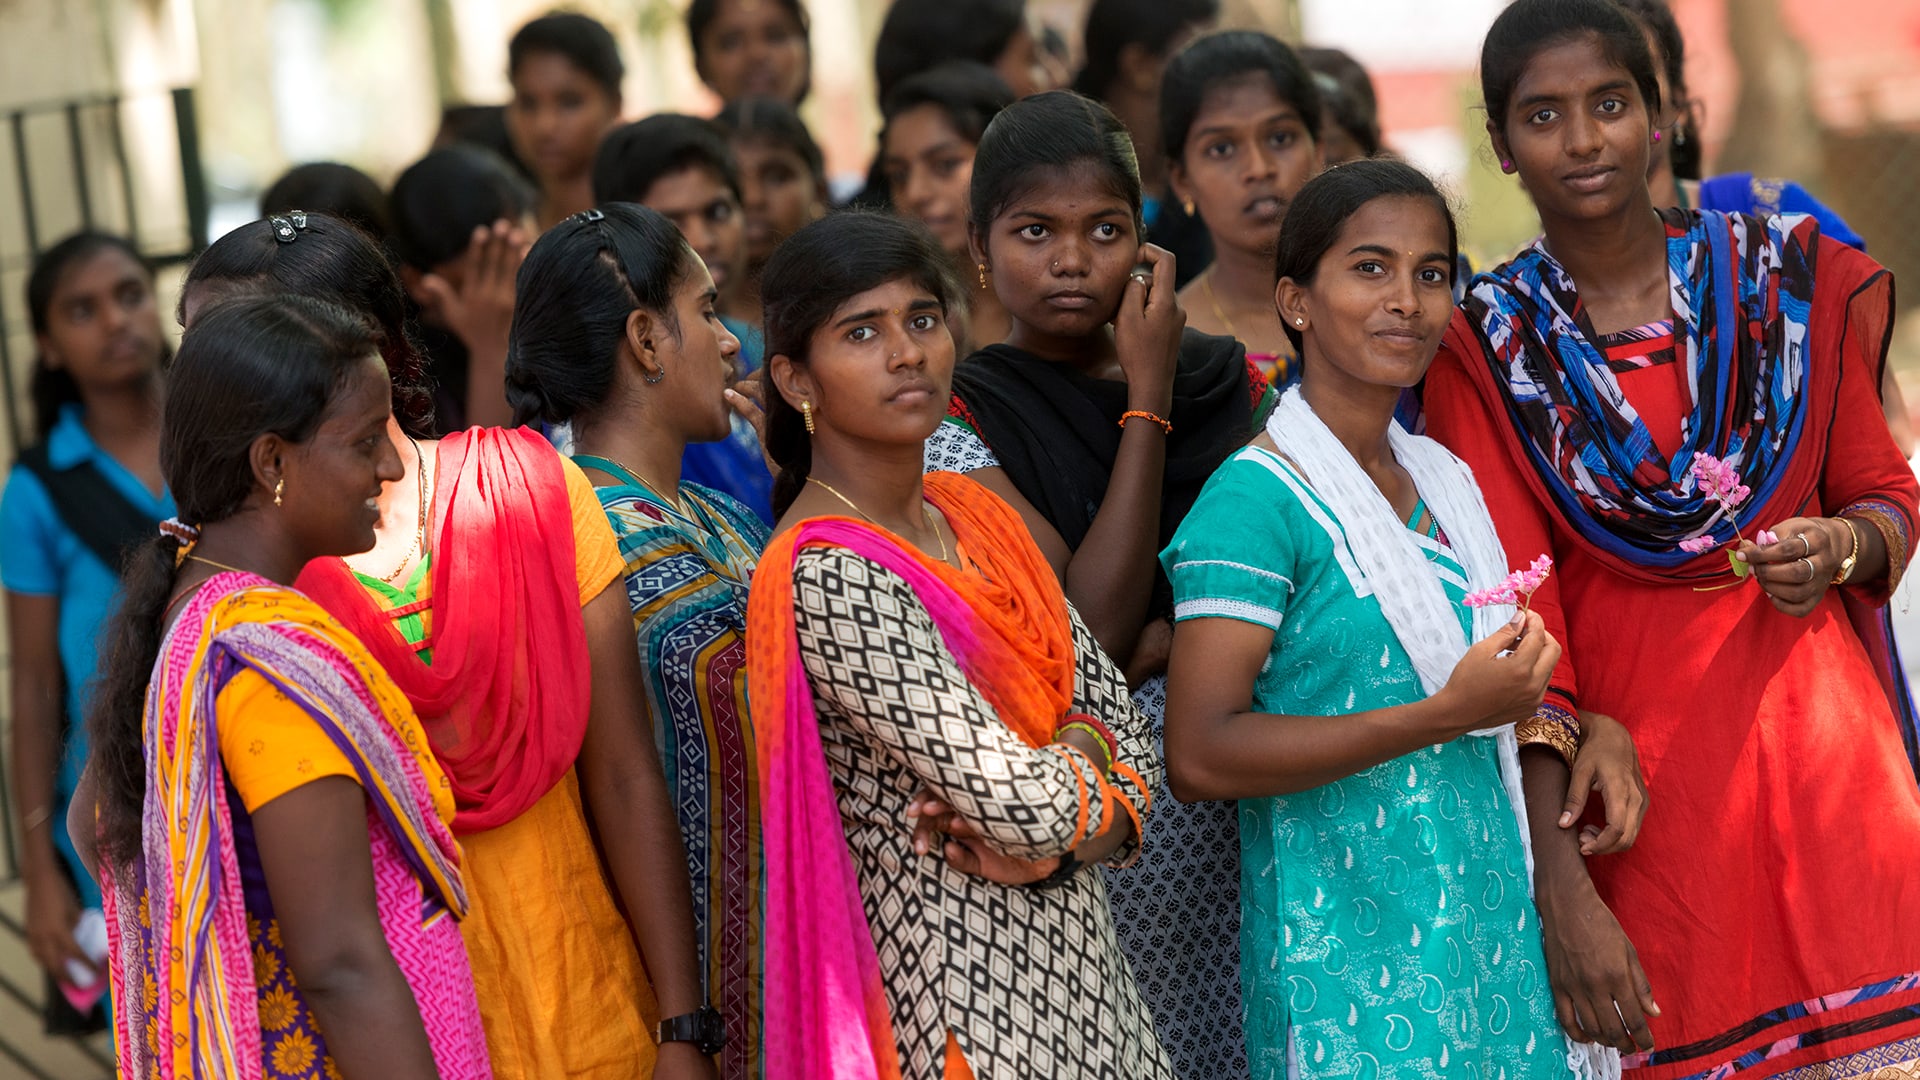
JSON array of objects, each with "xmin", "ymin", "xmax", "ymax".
[
  {"xmin": 1118, "ymin": 409, "xmax": 1171, "ymax": 435},
  {"xmin": 1830, "ymin": 516, "xmax": 1862, "ymax": 586},
  {"xmin": 1055, "ymin": 717, "xmax": 1115, "ymax": 775}
]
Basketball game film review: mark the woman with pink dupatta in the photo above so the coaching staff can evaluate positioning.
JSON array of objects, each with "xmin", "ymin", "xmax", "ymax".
[
  {"xmin": 79, "ymin": 295, "xmax": 488, "ymax": 1079},
  {"xmin": 745, "ymin": 211, "xmax": 1172, "ymax": 1080}
]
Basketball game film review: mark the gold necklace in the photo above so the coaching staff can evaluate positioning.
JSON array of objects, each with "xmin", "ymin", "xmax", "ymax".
[
  {"xmin": 377, "ymin": 436, "xmax": 431, "ymax": 585},
  {"xmin": 808, "ymin": 477, "xmax": 950, "ymax": 564},
  {"xmin": 187, "ymin": 554, "xmax": 253, "ymax": 576},
  {"xmin": 1201, "ymin": 270, "xmax": 1240, "ymax": 340},
  {"xmin": 601, "ymin": 455, "xmax": 684, "ymax": 514}
]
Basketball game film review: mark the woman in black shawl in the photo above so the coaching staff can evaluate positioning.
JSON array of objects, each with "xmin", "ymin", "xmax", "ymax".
[{"xmin": 920, "ymin": 89, "xmax": 1272, "ymax": 1080}]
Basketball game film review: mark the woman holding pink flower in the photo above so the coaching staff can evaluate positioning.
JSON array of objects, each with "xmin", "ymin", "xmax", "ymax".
[
  {"xmin": 1423, "ymin": 1, "xmax": 1920, "ymax": 1074},
  {"xmin": 1163, "ymin": 159, "xmax": 1641, "ymax": 1078}
]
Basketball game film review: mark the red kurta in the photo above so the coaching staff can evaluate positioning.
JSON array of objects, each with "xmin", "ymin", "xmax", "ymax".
[{"xmin": 1425, "ymin": 238, "xmax": 1920, "ymax": 1080}]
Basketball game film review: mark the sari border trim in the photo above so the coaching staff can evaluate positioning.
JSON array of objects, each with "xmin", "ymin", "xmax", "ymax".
[{"xmin": 1623, "ymin": 973, "xmax": 1920, "ymax": 1075}]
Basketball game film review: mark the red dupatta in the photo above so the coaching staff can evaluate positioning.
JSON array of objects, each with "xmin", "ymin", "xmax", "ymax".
[{"xmin": 297, "ymin": 426, "xmax": 591, "ymax": 833}]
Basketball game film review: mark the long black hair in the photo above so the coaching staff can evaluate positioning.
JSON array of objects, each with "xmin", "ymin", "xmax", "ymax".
[
  {"xmin": 88, "ymin": 294, "xmax": 384, "ymax": 867},
  {"xmin": 1273, "ymin": 159, "xmax": 1458, "ymax": 355},
  {"xmin": 759, "ymin": 212, "xmax": 960, "ymax": 516},
  {"xmin": 505, "ymin": 204, "xmax": 697, "ymax": 426},
  {"xmin": 717, "ymin": 96, "xmax": 827, "ymax": 194},
  {"xmin": 260, "ymin": 162, "xmax": 390, "ymax": 239},
  {"xmin": 593, "ymin": 114, "xmax": 742, "ymax": 205},
  {"xmin": 1612, "ymin": 0, "xmax": 1701, "ymax": 180},
  {"xmin": 1073, "ymin": 0, "xmax": 1219, "ymax": 101},
  {"xmin": 1160, "ymin": 30, "xmax": 1321, "ymax": 162},
  {"xmin": 509, "ymin": 11, "xmax": 624, "ymax": 101},
  {"xmin": 183, "ymin": 213, "xmax": 436, "ymax": 438},
  {"xmin": 883, "ymin": 61, "xmax": 1015, "ymax": 146},
  {"xmin": 388, "ymin": 145, "xmax": 536, "ymax": 272},
  {"xmin": 26, "ymin": 232, "xmax": 163, "ymax": 445},
  {"xmin": 873, "ymin": 0, "xmax": 1026, "ymax": 105},
  {"xmin": 969, "ymin": 90, "xmax": 1143, "ymax": 238},
  {"xmin": 1480, "ymin": 0, "xmax": 1661, "ymax": 137}
]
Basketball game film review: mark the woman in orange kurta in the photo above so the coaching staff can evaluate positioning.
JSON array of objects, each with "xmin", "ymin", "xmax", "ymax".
[
  {"xmin": 179, "ymin": 213, "xmax": 714, "ymax": 1079},
  {"xmin": 1423, "ymin": 3, "xmax": 1920, "ymax": 1076}
]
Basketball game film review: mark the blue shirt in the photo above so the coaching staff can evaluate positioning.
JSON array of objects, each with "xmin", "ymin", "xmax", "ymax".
[
  {"xmin": 681, "ymin": 318, "xmax": 774, "ymax": 524},
  {"xmin": 0, "ymin": 405, "xmax": 172, "ymax": 902},
  {"xmin": 1697, "ymin": 172, "xmax": 1867, "ymax": 251}
]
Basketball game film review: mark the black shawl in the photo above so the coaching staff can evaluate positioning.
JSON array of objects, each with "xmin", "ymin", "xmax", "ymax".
[{"xmin": 950, "ymin": 328, "xmax": 1262, "ymax": 614}]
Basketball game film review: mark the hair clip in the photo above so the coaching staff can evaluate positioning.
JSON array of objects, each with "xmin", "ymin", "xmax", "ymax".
[
  {"xmin": 580, "ymin": 208, "xmax": 606, "ymax": 223},
  {"xmin": 268, "ymin": 211, "xmax": 309, "ymax": 244},
  {"xmin": 159, "ymin": 517, "xmax": 200, "ymax": 544}
]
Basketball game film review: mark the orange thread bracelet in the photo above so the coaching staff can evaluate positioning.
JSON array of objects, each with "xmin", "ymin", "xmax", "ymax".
[{"xmin": 1118, "ymin": 409, "xmax": 1171, "ymax": 434}]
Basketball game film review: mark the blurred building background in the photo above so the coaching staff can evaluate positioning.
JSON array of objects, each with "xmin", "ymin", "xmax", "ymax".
[{"xmin": 0, "ymin": 0, "xmax": 1915, "ymax": 1072}]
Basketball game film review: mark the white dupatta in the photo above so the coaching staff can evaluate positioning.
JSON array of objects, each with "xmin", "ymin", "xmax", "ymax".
[{"xmin": 1267, "ymin": 388, "xmax": 1619, "ymax": 1080}]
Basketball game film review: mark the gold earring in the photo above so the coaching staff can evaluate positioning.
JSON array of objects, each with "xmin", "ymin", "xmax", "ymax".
[
  {"xmin": 801, "ymin": 400, "xmax": 816, "ymax": 435},
  {"xmin": 1182, "ymin": 198, "xmax": 1195, "ymax": 217},
  {"xmin": 977, "ymin": 263, "xmax": 988, "ymax": 289},
  {"xmin": 274, "ymin": 477, "xmax": 285, "ymax": 507}
]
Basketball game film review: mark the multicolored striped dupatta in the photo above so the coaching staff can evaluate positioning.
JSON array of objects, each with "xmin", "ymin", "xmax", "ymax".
[
  {"xmin": 103, "ymin": 572, "xmax": 477, "ymax": 1079},
  {"xmin": 745, "ymin": 472, "xmax": 1076, "ymax": 1080}
]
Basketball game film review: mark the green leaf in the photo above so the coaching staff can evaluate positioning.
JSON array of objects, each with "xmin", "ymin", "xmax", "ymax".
[{"xmin": 1729, "ymin": 550, "xmax": 1750, "ymax": 578}]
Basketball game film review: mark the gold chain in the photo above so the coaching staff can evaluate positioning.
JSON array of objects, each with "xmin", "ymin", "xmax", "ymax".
[
  {"xmin": 808, "ymin": 477, "xmax": 950, "ymax": 564},
  {"xmin": 186, "ymin": 554, "xmax": 253, "ymax": 576},
  {"xmin": 376, "ymin": 435, "xmax": 431, "ymax": 585},
  {"xmin": 601, "ymin": 455, "xmax": 685, "ymax": 514},
  {"xmin": 1200, "ymin": 270, "xmax": 1239, "ymax": 341}
]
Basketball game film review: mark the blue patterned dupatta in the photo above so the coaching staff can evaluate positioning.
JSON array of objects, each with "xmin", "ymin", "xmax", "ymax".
[{"xmin": 1464, "ymin": 208, "xmax": 1819, "ymax": 574}]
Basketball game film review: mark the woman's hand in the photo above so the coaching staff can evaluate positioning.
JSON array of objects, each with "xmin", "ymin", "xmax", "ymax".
[
  {"xmin": 1562, "ymin": 711, "xmax": 1648, "ymax": 855},
  {"xmin": 1738, "ymin": 516, "xmax": 1850, "ymax": 617},
  {"xmin": 654, "ymin": 1042, "xmax": 719, "ymax": 1080},
  {"xmin": 724, "ymin": 372, "xmax": 778, "ymax": 476},
  {"xmin": 1433, "ymin": 611, "xmax": 1559, "ymax": 737},
  {"xmin": 1111, "ymin": 244, "xmax": 1183, "ymax": 411},
  {"xmin": 1122, "ymin": 618, "xmax": 1173, "ymax": 688},
  {"xmin": 418, "ymin": 219, "xmax": 526, "ymax": 356},
  {"xmin": 906, "ymin": 789, "xmax": 1061, "ymax": 886},
  {"xmin": 22, "ymin": 868, "xmax": 90, "ymax": 984},
  {"xmin": 1536, "ymin": 876, "xmax": 1660, "ymax": 1053}
]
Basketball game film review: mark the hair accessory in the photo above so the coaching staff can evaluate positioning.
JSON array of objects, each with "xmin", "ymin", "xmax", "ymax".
[
  {"xmin": 801, "ymin": 400, "xmax": 816, "ymax": 435},
  {"xmin": 160, "ymin": 517, "xmax": 200, "ymax": 568},
  {"xmin": 1652, "ymin": 129, "xmax": 1663, "ymax": 144},
  {"xmin": 273, "ymin": 477, "xmax": 284, "ymax": 507},
  {"xmin": 977, "ymin": 262, "xmax": 988, "ymax": 289},
  {"xmin": 1119, "ymin": 409, "xmax": 1171, "ymax": 435},
  {"xmin": 269, "ymin": 214, "xmax": 302, "ymax": 243}
]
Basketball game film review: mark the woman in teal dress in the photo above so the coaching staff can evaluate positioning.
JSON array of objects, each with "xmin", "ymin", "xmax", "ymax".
[
  {"xmin": 505, "ymin": 203, "xmax": 768, "ymax": 1078},
  {"xmin": 1163, "ymin": 160, "xmax": 1645, "ymax": 1078}
]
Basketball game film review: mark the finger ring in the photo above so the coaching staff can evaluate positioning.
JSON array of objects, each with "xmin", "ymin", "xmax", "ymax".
[
  {"xmin": 1797, "ymin": 532, "xmax": 1811, "ymax": 557},
  {"xmin": 1800, "ymin": 556, "xmax": 1816, "ymax": 583}
]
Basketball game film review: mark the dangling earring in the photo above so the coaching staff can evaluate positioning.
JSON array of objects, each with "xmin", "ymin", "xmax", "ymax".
[
  {"xmin": 801, "ymin": 400, "xmax": 816, "ymax": 435},
  {"xmin": 274, "ymin": 478, "xmax": 285, "ymax": 507},
  {"xmin": 977, "ymin": 263, "xmax": 988, "ymax": 289}
]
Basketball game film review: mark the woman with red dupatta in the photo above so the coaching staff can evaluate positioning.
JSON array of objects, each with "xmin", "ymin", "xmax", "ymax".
[
  {"xmin": 747, "ymin": 212, "xmax": 1171, "ymax": 1080},
  {"xmin": 176, "ymin": 215, "xmax": 714, "ymax": 1080},
  {"xmin": 1421, "ymin": 3, "xmax": 1920, "ymax": 1077}
]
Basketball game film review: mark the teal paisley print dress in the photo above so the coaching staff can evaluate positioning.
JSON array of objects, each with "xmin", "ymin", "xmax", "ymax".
[{"xmin": 1163, "ymin": 447, "xmax": 1574, "ymax": 1080}]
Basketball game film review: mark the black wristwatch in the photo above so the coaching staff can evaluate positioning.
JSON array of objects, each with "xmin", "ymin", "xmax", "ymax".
[
  {"xmin": 1026, "ymin": 848, "xmax": 1083, "ymax": 890},
  {"xmin": 656, "ymin": 1006, "xmax": 726, "ymax": 1056}
]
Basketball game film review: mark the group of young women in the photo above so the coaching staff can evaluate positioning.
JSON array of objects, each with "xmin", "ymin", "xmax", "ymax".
[{"xmin": 8, "ymin": 0, "xmax": 1919, "ymax": 1078}]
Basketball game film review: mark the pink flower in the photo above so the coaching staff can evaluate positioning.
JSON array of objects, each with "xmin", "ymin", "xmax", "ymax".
[
  {"xmin": 1467, "ymin": 554, "xmax": 1554, "ymax": 610},
  {"xmin": 1691, "ymin": 454, "xmax": 1751, "ymax": 510},
  {"xmin": 1679, "ymin": 536, "xmax": 1719, "ymax": 554},
  {"xmin": 1464, "ymin": 586, "xmax": 1517, "ymax": 609},
  {"xmin": 1755, "ymin": 528, "xmax": 1779, "ymax": 546}
]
